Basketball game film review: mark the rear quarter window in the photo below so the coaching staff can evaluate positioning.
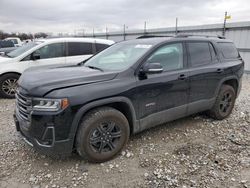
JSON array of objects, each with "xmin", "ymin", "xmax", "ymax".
[
  {"xmin": 67, "ymin": 42, "xmax": 93, "ymax": 56},
  {"xmin": 217, "ymin": 42, "xmax": 239, "ymax": 59},
  {"xmin": 96, "ymin": 43, "xmax": 110, "ymax": 53}
]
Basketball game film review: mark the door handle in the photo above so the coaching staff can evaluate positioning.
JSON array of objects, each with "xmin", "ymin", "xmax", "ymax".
[
  {"xmin": 178, "ymin": 74, "xmax": 187, "ymax": 80},
  {"xmin": 217, "ymin": 68, "xmax": 224, "ymax": 73}
]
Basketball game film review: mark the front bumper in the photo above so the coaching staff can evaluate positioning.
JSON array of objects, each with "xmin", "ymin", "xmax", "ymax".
[{"xmin": 14, "ymin": 108, "xmax": 74, "ymax": 156}]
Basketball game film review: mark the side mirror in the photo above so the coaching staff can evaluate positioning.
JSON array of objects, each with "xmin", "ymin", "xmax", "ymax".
[
  {"xmin": 32, "ymin": 51, "xmax": 41, "ymax": 60},
  {"xmin": 141, "ymin": 63, "xmax": 163, "ymax": 74}
]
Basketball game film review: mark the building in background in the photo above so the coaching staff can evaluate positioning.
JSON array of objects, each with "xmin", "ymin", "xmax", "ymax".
[{"xmin": 84, "ymin": 21, "xmax": 250, "ymax": 72}]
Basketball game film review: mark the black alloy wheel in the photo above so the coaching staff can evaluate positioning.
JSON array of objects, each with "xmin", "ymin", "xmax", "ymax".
[
  {"xmin": 208, "ymin": 85, "xmax": 236, "ymax": 120},
  {"xmin": 76, "ymin": 107, "xmax": 130, "ymax": 162},
  {"xmin": 89, "ymin": 121, "xmax": 122, "ymax": 153}
]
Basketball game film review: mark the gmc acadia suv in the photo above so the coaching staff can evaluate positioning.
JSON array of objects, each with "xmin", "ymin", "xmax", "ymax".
[{"xmin": 14, "ymin": 35, "xmax": 244, "ymax": 162}]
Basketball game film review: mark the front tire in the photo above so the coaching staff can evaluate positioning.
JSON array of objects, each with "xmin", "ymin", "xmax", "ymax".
[
  {"xmin": 76, "ymin": 107, "xmax": 130, "ymax": 163},
  {"xmin": 0, "ymin": 73, "xmax": 20, "ymax": 98},
  {"xmin": 208, "ymin": 85, "xmax": 236, "ymax": 120}
]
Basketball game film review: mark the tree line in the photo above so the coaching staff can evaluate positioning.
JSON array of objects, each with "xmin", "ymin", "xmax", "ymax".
[{"xmin": 0, "ymin": 31, "xmax": 48, "ymax": 40}]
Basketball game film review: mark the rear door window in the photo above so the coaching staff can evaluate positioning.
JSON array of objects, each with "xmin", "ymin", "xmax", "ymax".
[
  {"xmin": 188, "ymin": 42, "xmax": 212, "ymax": 67},
  {"xmin": 67, "ymin": 42, "xmax": 93, "ymax": 56},
  {"xmin": 217, "ymin": 42, "xmax": 239, "ymax": 59}
]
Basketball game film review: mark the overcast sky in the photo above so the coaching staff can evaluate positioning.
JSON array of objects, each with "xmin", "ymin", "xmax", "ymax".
[{"xmin": 0, "ymin": 0, "xmax": 250, "ymax": 34}]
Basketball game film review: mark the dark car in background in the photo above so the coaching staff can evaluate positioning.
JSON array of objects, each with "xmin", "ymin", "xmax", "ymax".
[{"xmin": 14, "ymin": 35, "xmax": 244, "ymax": 162}]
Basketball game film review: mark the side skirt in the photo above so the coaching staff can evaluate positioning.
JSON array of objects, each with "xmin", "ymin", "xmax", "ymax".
[{"xmin": 138, "ymin": 98, "xmax": 215, "ymax": 132}]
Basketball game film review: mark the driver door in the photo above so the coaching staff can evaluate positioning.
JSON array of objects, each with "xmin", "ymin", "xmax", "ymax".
[{"xmin": 136, "ymin": 42, "xmax": 190, "ymax": 131}]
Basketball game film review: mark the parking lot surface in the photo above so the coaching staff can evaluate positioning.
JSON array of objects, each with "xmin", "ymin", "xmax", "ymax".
[{"xmin": 0, "ymin": 76, "xmax": 250, "ymax": 188}]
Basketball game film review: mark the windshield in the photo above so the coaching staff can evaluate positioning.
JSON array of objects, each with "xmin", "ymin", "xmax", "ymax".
[
  {"xmin": 9, "ymin": 39, "xmax": 18, "ymax": 44},
  {"xmin": 84, "ymin": 42, "xmax": 152, "ymax": 71},
  {"xmin": 7, "ymin": 42, "xmax": 42, "ymax": 58}
]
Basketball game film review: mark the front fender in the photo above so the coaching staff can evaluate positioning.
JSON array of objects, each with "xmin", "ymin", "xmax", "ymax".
[{"xmin": 68, "ymin": 96, "xmax": 139, "ymax": 149}]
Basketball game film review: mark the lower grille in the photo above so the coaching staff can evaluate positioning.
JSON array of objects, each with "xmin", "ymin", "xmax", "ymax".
[{"xmin": 16, "ymin": 90, "xmax": 32, "ymax": 122}]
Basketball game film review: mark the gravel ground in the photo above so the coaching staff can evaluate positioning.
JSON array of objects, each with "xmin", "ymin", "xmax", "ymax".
[{"xmin": 0, "ymin": 75, "xmax": 250, "ymax": 188}]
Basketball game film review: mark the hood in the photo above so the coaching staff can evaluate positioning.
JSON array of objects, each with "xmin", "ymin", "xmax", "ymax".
[
  {"xmin": 18, "ymin": 65, "xmax": 118, "ymax": 97},
  {"xmin": 0, "ymin": 56, "xmax": 13, "ymax": 63}
]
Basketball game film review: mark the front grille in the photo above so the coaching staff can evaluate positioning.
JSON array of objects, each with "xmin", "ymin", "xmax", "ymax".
[{"xmin": 16, "ymin": 90, "xmax": 32, "ymax": 122}]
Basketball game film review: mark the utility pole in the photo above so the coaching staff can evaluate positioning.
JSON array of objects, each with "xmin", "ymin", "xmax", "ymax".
[
  {"xmin": 175, "ymin": 17, "xmax": 178, "ymax": 35},
  {"xmin": 123, "ymin": 24, "xmax": 126, "ymax": 41},
  {"xmin": 223, "ymin": 11, "xmax": 231, "ymax": 36},
  {"xmin": 144, "ymin": 21, "xmax": 147, "ymax": 35},
  {"xmin": 106, "ymin": 26, "xmax": 108, "ymax": 39},
  {"xmin": 222, "ymin": 11, "xmax": 227, "ymax": 36},
  {"xmin": 92, "ymin": 28, "xmax": 95, "ymax": 38},
  {"xmin": 82, "ymin": 29, "xmax": 85, "ymax": 37}
]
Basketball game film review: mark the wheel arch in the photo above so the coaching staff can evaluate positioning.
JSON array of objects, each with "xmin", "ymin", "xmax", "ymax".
[
  {"xmin": 0, "ymin": 71, "xmax": 21, "ymax": 77},
  {"xmin": 70, "ymin": 97, "xmax": 139, "ymax": 148},
  {"xmin": 223, "ymin": 79, "xmax": 239, "ymax": 94},
  {"xmin": 214, "ymin": 76, "xmax": 240, "ymax": 94}
]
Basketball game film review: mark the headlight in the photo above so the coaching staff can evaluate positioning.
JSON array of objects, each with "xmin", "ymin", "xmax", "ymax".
[{"xmin": 32, "ymin": 98, "xmax": 69, "ymax": 112}]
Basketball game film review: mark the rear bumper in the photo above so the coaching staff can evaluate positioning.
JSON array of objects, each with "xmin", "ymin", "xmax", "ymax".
[{"xmin": 14, "ymin": 111, "xmax": 74, "ymax": 156}]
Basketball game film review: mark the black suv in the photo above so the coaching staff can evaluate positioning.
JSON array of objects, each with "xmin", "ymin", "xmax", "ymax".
[{"xmin": 14, "ymin": 35, "xmax": 244, "ymax": 162}]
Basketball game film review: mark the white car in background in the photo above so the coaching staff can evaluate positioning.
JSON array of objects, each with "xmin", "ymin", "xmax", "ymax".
[
  {"xmin": 0, "ymin": 37, "xmax": 114, "ymax": 98},
  {"xmin": 4, "ymin": 37, "xmax": 23, "ymax": 47}
]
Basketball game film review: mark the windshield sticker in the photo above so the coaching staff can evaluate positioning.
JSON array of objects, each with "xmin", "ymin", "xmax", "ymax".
[{"xmin": 135, "ymin": 44, "xmax": 152, "ymax": 49}]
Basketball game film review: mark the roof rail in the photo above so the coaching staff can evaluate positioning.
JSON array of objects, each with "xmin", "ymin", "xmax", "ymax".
[
  {"xmin": 136, "ymin": 35, "xmax": 174, "ymax": 39},
  {"xmin": 175, "ymin": 34, "xmax": 225, "ymax": 39}
]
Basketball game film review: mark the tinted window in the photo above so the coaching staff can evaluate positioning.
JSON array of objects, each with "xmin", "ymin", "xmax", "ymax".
[
  {"xmin": 67, "ymin": 42, "xmax": 93, "ymax": 56},
  {"xmin": 96, "ymin": 43, "xmax": 109, "ymax": 53},
  {"xmin": 0, "ymin": 41, "xmax": 14, "ymax": 48},
  {"xmin": 147, "ymin": 43, "xmax": 183, "ymax": 71},
  {"xmin": 188, "ymin": 42, "xmax": 211, "ymax": 66},
  {"xmin": 217, "ymin": 42, "xmax": 239, "ymax": 59},
  {"xmin": 35, "ymin": 43, "xmax": 65, "ymax": 59},
  {"xmin": 10, "ymin": 39, "xmax": 18, "ymax": 44}
]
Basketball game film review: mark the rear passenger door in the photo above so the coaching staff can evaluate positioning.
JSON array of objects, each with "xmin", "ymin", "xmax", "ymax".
[
  {"xmin": 187, "ymin": 41, "xmax": 224, "ymax": 114},
  {"xmin": 65, "ymin": 42, "xmax": 94, "ymax": 64}
]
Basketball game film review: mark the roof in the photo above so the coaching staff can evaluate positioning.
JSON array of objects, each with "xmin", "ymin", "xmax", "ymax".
[
  {"xmin": 35, "ymin": 37, "xmax": 114, "ymax": 45},
  {"xmin": 121, "ymin": 35, "xmax": 232, "ymax": 46},
  {"xmin": 124, "ymin": 37, "xmax": 173, "ymax": 45}
]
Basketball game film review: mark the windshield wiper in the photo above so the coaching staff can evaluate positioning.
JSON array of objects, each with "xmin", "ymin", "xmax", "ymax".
[
  {"xmin": 85, "ymin": 65, "xmax": 103, "ymax": 72},
  {"xmin": 77, "ymin": 57, "xmax": 92, "ymax": 66}
]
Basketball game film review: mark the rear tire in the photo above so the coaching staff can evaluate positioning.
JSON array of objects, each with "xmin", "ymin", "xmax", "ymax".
[
  {"xmin": 76, "ymin": 107, "xmax": 130, "ymax": 163},
  {"xmin": 0, "ymin": 73, "xmax": 20, "ymax": 98},
  {"xmin": 208, "ymin": 85, "xmax": 236, "ymax": 120}
]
